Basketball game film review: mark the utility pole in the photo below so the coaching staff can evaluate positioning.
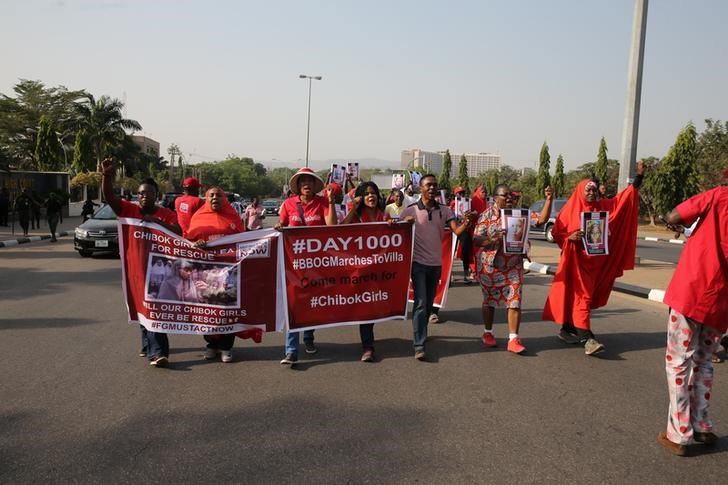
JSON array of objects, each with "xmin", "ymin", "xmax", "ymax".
[{"xmin": 618, "ymin": 0, "xmax": 648, "ymax": 191}]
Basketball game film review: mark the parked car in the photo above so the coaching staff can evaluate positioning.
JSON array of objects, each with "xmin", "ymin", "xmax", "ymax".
[
  {"xmin": 262, "ymin": 199, "xmax": 280, "ymax": 216},
  {"xmin": 74, "ymin": 204, "xmax": 120, "ymax": 257},
  {"xmin": 527, "ymin": 198, "xmax": 568, "ymax": 243}
]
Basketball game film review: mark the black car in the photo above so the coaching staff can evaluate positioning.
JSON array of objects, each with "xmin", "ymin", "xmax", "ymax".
[
  {"xmin": 74, "ymin": 204, "xmax": 119, "ymax": 257},
  {"xmin": 528, "ymin": 198, "xmax": 567, "ymax": 243},
  {"xmin": 262, "ymin": 199, "xmax": 280, "ymax": 216}
]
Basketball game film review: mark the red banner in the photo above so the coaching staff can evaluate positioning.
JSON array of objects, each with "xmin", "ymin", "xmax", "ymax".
[
  {"xmin": 408, "ymin": 231, "xmax": 456, "ymax": 308},
  {"xmin": 118, "ymin": 219, "xmax": 284, "ymax": 334},
  {"xmin": 283, "ymin": 222, "xmax": 414, "ymax": 331}
]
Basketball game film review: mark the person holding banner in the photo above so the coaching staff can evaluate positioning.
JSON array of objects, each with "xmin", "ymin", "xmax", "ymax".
[
  {"xmin": 473, "ymin": 185, "xmax": 553, "ymax": 354},
  {"xmin": 187, "ymin": 187, "xmax": 245, "ymax": 363},
  {"xmin": 542, "ymin": 163, "xmax": 644, "ymax": 356},
  {"xmin": 342, "ymin": 181, "xmax": 390, "ymax": 362},
  {"xmin": 175, "ymin": 177, "xmax": 205, "ymax": 237},
  {"xmin": 400, "ymin": 174, "xmax": 474, "ymax": 361},
  {"xmin": 657, "ymin": 175, "xmax": 728, "ymax": 455},
  {"xmin": 101, "ymin": 158, "xmax": 181, "ymax": 367},
  {"xmin": 276, "ymin": 167, "xmax": 337, "ymax": 366}
]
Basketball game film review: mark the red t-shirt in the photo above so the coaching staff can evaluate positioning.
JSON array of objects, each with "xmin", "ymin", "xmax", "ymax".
[
  {"xmin": 279, "ymin": 195, "xmax": 331, "ymax": 227},
  {"xmin": 118, "ymin": 199, "xmax": 178, "ymax": 225},
  {"xmin": 663, "ymin": 187, "xmax": 728, "ymax": 332},
  {"xmin": 175, "ymin": 195, "xmax": 205, "ymax": 234}
]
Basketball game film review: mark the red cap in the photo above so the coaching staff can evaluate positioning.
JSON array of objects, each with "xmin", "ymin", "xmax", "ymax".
[
  {"xmin": 327, "ymin": 182, "xmax": 342, "ymax": 197},
  {"xmin": 453, "ymin": 186, "xmax": 465, "ymax": 195},
  {"xmin": 183, "ymin": 177, "xmax": 201, "ymax": 188}
]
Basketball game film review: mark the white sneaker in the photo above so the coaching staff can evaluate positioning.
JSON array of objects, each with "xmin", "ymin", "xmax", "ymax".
[
  {"xmin": 203, "ymin": 347, "xmax": 219, "ymax": 360},
  {"xmin": 428, "ymin": 313, "xmax": 440, "ymax": 324},
  {"xmin": 221, "ymin": 350, "xmax": 233, "ymax": 363}
]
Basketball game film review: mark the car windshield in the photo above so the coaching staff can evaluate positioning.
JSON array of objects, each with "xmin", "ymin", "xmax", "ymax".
[
  {"xmin": 263, "ymin": 201, "xmax": 277, "ymax": 207},
  {"xmin": 92, "ymin": 204, "xmax": 117, "ymax": 220}
]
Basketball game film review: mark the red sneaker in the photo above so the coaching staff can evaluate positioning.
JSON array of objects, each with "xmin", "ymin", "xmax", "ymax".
[
  {"xmin": 507, "ymin": 337, "xmax": 526, "ymax": 354},
  {"xmin": 481, "ymin": 332, "xmax": 497, "ymax": 348}
]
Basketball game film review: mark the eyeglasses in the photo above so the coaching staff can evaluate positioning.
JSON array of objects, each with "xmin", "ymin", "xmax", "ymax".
[{"xmin": 495, "ymin": 192, "xmax": 512, "ymax": 198}]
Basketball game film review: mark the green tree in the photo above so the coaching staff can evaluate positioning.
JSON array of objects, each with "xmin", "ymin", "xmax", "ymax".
[
  {"xmin": 487, "ymin": 169, "xmax": 498, "ymax": 195},
  {"xmin": 536, "ymin": 141, "xmax": 551, "ymax": 195},
  {"xmin": 595, "ymin": 137, "xmax": 608, "ymax": 189},
  {"xmin": 72, "ymin": 94, "xmax": 141, "ymax": 171},
  {"xmin": 439, "ymin": 149, "xmax": 452, "ymax": 191},
  {"xmin": 553, "ymin": 154, "xmax": 565, "ymax": 197},
  {"xmin": 652, "ymin": 123, "xmax": 701, "ymax": 216},
  {"xmin": 636, "ymin": 156, "xmax": 661, "ymax": 225},
  {"xmin": 696, "ymin": 118, "xmax": 728, "ymax": 190},
  {"xmin": 72, "ymin": 128, "xmax": 94, "ymax": 173},
  {"xmin": 512, "ymin": 168, "xmax": 538, "ymax": 206},
  {"xmin": 35, "ymin": 115, "xmax": 63, "ymax": 171},
  {"xmin": 457, "ymin": 154, "xmax": 470, "ymax": 193}
]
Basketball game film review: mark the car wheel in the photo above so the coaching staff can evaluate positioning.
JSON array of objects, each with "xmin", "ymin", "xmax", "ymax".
[
  {"xmin": 545, "ymin": 224, "xmax": 555, "ymax": 243},
  {"xmin": 78, "ymin": 249, "xmax": 92, "ymax": 257}
]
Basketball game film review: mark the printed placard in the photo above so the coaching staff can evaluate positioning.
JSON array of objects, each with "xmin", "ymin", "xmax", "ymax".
[
  {"xmin": 409, "ymin": 171, "xmax": 422, "ymax": 187},
  {"xmin": 454, "ymin": 196, "xmax": 471, "ymax": 218},
  {"xmin": 347, "ymin": 162, "xmax": 360, "ymax": 181},
  {"xmin": 581, "ymin": 211, "xmax": 609, "ymax": 256},
  {"xmin": 501, "ymin": 208, "xmax": 530, "ymax": 255},
  {"xmin": 330, "ymin": 163, "xmax": 347, "ymax": 185},
  {"xmin": 392, "ymin": 173, "xmax": 405, "ymax": 190}
]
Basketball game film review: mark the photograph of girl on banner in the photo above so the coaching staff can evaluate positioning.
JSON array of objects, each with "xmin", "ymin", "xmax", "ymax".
[
  {"xmin": 342, "ymin": 181, "xmax": 391, "ymax": 362},
  {"xmin": 187, "ymin": 186, "xmax": 245, "ymax": 363}
]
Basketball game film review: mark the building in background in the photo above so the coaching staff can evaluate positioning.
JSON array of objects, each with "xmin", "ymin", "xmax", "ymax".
[
  {"xmin": 401, "ymin": 148, "xmax": 501, "ymax": 177},
  {"xmin": 130, "ymin": 135, "xmax": 160, "ymax": 157}
]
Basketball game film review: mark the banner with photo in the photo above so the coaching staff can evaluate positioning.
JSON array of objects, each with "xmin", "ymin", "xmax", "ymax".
[
  {"xmin": 408, "ymin": 231, "xmax": 457, "ymax": 308},
  {"xmin": 283, "ymin": 222, "xmax": 414, "ymax": 332},
  {"xmin": 581, "ymin": 211, "xmax": 609, "ymax": 256},
  {"xmin": 501, "ymin": 208, "xmax": 530, "ymax": 255},
  {"xmin": 118, "ymin": 220, "xmax": 285, "ymax": 335}
]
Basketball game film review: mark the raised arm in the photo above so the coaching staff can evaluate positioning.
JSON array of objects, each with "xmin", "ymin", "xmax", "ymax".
[
  {"xmin": 100, "ymin": 158, "xmax": 122, "ymax": 215},
  {"xmin": 534, "ymin": 186, "xmax": 554, "ymax": 227}
]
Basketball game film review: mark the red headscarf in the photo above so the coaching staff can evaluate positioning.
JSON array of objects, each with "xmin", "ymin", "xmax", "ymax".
[
  {"xmin": 542, "ymin": 179, "xmax": 640, "ymax": 329},
  {"xmin": 186, "ymin": 187, "xmax": 244, "ymax": 242}
]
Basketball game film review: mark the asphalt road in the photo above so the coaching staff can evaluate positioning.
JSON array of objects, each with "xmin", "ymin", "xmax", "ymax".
[
  {"xmin": 1, "ymin": 239, "xmax": 725, "ymax": 484},
  {"xmin": 530, "ymin": 238, "xmax": 684, "ymax": 264}
]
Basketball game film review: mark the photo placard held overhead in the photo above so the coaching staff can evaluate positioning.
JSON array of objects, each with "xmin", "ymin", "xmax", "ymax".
[
  {"xmin": 391, "ymin": 173, "xmax": 404, "ymax": 190},
  {"xmin": 409, "ymin": 171, "xmax": 422, "ymax": 188},
  {"xmin": 330, "ymin": 163, "xmax": 347, "ymax": 185},
  {"xmin": 581, "ymin": 211, "xmax": 609, "ymax": 256},
  {"xmin": 454, "ymin": 196, "xmax": 471, "ymax": 218},
  {"xmin": 500, "ymin": 208, "xmax": 530, "ymax": 255},
  {"xmin": 347, "ymin": 162, "xmax": 360, "ymax": 181}
]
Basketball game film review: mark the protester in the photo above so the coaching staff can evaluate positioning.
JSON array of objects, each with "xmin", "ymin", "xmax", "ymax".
[
  {"xmin": 187, "ymin": 187, "xmax": 245, "ymax": 363},
  {"xmin": 275, "ymin": 167, "xmax": 336, "ymax": 366},
  {"xmin": 450, "ymin": 186, "xmax": 475, "ymax": 284},
  {"xmin": 385, "ymin": 189, "xmax": 406, "ymax": 220},
  {"xmin": 81, "ymin": 198, "xmax": 99, "ymax": 222},
  {"xmin": 473, "ymin": 185, "xmax": 553, "ymax": 354},
  {"xmin": 14, "ymin": 189, "xmax": 33, "ymax": 236},
  {"xmin": 101, "ymin": 157, "xmax": 181, "ymax": 367},
  {"xmin": 342, "ymin": 181, "xmax": 390, "ymax": 362},
  {"xmin": 400, "ymin": 174, "xmax": 474, "ymax": 361},
  {"xmin": 44, "ymin": 193, "xmax": 62, "ymax": 242},
  {"xmin": 327, "ymin": 182, "xmax": 348, "ymax": 223},
  {"xmin": 656, "ymin": 173, "xmax": 728, "ymax": 456},
  {"xmin": 0, "ymin": 188, "xmax": 9, "ymax": 226},
  {"xmin": 542, "ymin": 163, "xmax": 645, "ymax": 356},
  {"xmin": 175, "ymin": 177, "xmax": 205, "ymax": 238},
  {"xmin": 244, "ymin": 195, "xmax": 265, "ymax": 230}
]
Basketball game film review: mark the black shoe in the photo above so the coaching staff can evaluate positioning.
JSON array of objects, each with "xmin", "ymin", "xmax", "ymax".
[
  {"xmin": 149, "ymin": 356, "xmax": 168, "ymax": 367},
  {"xmin": 280, "ymin": 353, "xmax": 298, "ymax": 365},
  {"xmin": 304, "ymin": 340, "xmax": 318, "ymax": 354},
  {"xmin": 558, "ymin": 328, "xmax": 581, "ymax": 345}
]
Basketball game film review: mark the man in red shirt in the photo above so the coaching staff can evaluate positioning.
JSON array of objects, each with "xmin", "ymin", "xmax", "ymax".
[
  {"xmin": 275, "ymin": 167, "xmax": 336, "ymax": 366},
  {"xmin": 658, "ymin": 175, "xmax": 728, "ymax": 456},
  {"xmin": 175, "ymin": 177, "xmax": 205, "ymax": 237},
  {"xmin": 101, "ymin": 158, "xmax": 181, "ymax": 368}
]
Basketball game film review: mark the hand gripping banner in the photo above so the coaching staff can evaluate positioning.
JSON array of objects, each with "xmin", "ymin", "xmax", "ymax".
[
  {"xmin": 118, "ymin": 219, "xmax": 285, "ymax": 334},
  {"xmin": 282, "ymin": 222, "xmax": 415, "ymax": 332}
]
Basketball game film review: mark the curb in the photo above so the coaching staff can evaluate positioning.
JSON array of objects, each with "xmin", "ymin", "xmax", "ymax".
[
  {"xmin": 523, "ymin": 260, "xmax": 665, "ymax": 303},
  {"xmin": 0, "ymin": 230, "xmax": 72, "ymax": 248},
  {"xmin": 640, "ymin": 236, "xmax": 684, "ymax": 245}
]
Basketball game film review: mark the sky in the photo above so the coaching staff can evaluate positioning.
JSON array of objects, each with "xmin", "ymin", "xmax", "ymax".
[{"xmin": 2, "ymin": 0, "xmax": 727, "ymax": 170}]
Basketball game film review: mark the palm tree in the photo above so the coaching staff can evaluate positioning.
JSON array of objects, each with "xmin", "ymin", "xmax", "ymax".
[{"xmin": 73, "ymin": 94, "xmax": 141, "ymax": 171}]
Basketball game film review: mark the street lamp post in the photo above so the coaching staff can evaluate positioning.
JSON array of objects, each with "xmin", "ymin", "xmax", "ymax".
[{"xmin": 299, "ymin": 74, "xmax": 322, "ymax": 168}]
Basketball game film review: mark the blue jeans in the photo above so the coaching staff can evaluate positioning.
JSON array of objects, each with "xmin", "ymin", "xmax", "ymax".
[
  {"xmin": 140, "ymin": 325, "xmax": 169, "ymax": 358},
  {"xmin": 285, "ymin": 329, "xmax": 315, "ymax": 356},
  {"xmin": 411, "ymin": 262, "xmax": 441, "ymax": 351},
  {"xmin": 359, "ymin": 324, "xmax": 374, "ymax": 350}
]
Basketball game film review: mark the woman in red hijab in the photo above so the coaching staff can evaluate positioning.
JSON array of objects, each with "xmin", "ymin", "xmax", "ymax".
[
  {"xmin": 542, "ymin": 162, "xmax": 645, "ymax": 356},
  {"xmin": 188, "ymin": 187, "xmax": 245, "ymax": 363}
]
